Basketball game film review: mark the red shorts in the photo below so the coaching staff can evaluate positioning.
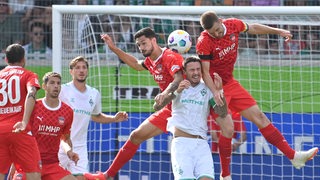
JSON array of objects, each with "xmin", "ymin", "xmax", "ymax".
[
  {"xmin": 0, "ymin": 132, "xmax": 41, "ymax": 174},
  {"xmin": 147, "ymin": 106, "xmax": 171, "ymax": 133},
  {"xmin": 210, "ymin": 78, "xmax": 256, "ymax": 119},
  {"xmin": 13, "ymin": 163, "xmax": 72, "ymax": 180}
]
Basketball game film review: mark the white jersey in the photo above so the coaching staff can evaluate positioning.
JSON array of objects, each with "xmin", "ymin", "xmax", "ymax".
[
  {"xmin": 59, "ymin": 82, "xmax": 101, "ymax": 147},
  {"xmin": 167, "ymin": 82, "xmax": 213, "ymax": 139}
]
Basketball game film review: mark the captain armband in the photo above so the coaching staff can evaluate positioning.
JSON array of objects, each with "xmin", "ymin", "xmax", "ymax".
[{"xmin": 209, "ymin": 98, "xmax": 216, "ymax": 108}]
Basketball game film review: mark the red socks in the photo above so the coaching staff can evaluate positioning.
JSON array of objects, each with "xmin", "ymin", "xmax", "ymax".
[
  {"xmin": 106, "ymin": 140, "xmax": 139, "ymax": 177},
  {"xmin": 218, "ymin": 135, "xmax": 232, "ymax": 177},
  {"xmin": 259, "ymin": 123, "xmax": 295, "ymax": 159}
]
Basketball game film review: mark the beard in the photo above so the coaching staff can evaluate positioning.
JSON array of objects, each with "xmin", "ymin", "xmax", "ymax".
[
  {"xmin": 76, "ymin": 77, "xmax": 87, "ymax": 83},
  {"xmin": 142, "ymin": 45, "xmax": 154, "ymax": 57}
]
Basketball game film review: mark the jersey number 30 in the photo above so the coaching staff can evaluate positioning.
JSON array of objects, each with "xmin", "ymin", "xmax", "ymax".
[{"xmin": 0, "ymin": 76, "xmax": 21, "ymax": 106}]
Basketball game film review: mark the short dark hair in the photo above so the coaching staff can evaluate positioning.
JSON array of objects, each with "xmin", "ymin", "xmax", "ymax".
[
  {"xmin": 42, "ymin": 72, "xmax": 61, "ymax": 85},
  {"xmin": 134, "ymin": 27, "xmax": 156, "ymax": 40},
  {"xmin": 200, "ymin": 11, "xmax": 219, "ymax": 30},
  {"xmin": 183, "ymin": 56, "xmax": 202, "ymax": 70},
  {"xmin": 5, "ymin": 44, "xmax": 25, "ymax": 64},
  {"xmin": 69, "ymin": 56, "xmax": 89, "ymax": 69}
]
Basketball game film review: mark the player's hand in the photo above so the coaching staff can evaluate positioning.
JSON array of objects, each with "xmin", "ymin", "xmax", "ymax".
[
  {"xmin": 101, "ymin": 34, "xmax": 116, "ymax": 49},
  {"xmin": 153, "ymin": 91, "xmax": 175, "ymax": 111},
  {"xmin": 177, "ymin": 80, "xmax": 190, "ymax": 93},
  {"xmin": 67, "ymin": 151, "xmax": 79, "ymax": 166},
  {"xmin": 213, "ymin": 73, "xmax": 223, "ymax": 91},
  {"xmin": 212, "ymin": 72, "xmax": 224, "ymax": 106},
  {"xmin": 113, "ymin": 111, "xmax": 128, "ymax": 122},
  {"xmin": 232, "ymin": 142, "xmax": 241, "ymax": 152},
  {"xmin": 279, "ymin": 29, "xmax": 293, "ymax": 42},
  {"xmin": 12, "ymin": 121, "xmax": 27, "ymax": 133},
  {"xmin": 154, "ymin": 92, "xmax": 166, "ymax": 107}
]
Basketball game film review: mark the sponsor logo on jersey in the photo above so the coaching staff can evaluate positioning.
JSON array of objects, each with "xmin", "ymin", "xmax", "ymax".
[
  {"xmin": 37, "ymin": 116, "xmax": 43, "ymax": 121},
  {"xmin": 218, "ymin": 42, "xmax": 236, "ymax": 59},
  {"xmin": 181, "ymin": 99, "xmax": 205, "ymax": 106},
  {"xmin": 38, "ymin": 125, "xmax": 61, "ymax": 133},
  {"xmin": 154, "ymin": 74, "xmax": 163, "ymax": 81}
]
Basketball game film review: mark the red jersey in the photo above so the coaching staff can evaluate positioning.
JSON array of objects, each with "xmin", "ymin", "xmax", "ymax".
[
  {"xmin": 196, "ymin": 18, "xmax": 248, "ymax": 85},
  {"xmin": 142, "ymin": 48, "xmax": 183, "ymax": 92},
  {"xmin": 29, "ymin": 99, "xmax": 73, "ymax": 164},
  {"xmin": 0, "ymin": 66, "xmax": 40, "ymax": 133}
]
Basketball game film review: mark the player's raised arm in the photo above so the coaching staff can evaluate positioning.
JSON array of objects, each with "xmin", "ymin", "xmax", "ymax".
[
  {"xmin": 91, "ymin": 111, "xmax": 128, "ymax": 124},
  {"xmin": 153, "ymin": 70, "xmax": 183, "ymax": 111},
  {"xmin": 201, "ymin": 61, "xmax": 224, "ymax": 106},
  {"xmin": 247, "ymin": 23, "xmax": 293, "ymax": 42},
  {"xmin": 101, "ymin": 34, "xmax": 145, "ymax": 71}
]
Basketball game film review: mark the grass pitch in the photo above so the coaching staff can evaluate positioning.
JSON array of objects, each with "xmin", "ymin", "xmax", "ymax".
[{"xmin": 27, "ymin": 65, "xmax": 320, "ymax": 113}]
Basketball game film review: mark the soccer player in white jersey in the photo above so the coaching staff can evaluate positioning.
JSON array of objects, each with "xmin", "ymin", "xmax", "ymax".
[
  {"xmin": 58, "ymin": 56, "xmax": 128, "ymax": 180},
  {"xmin": 167, "ymin": 56, "xmax": 222, "ymax": 180}
]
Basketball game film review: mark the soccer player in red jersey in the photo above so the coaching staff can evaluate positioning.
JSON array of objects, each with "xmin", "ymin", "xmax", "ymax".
[
  {"xmin": 209, "ymin": 112, "xmax": 247, "ymax": 153},
  {"xmin": 9, "ymin": 72, "xmax": 79, "ymax": 180},
  {"xmin": 84, "ymin": 27, "xmax": 185, "ymax": 180},
  {"xmin": 196, "ymin": 11, "xmax": 318, "ymax": 180},
  {"xmin": 0, "ymin": 44, "xmax": 41, "ymax": 180}
]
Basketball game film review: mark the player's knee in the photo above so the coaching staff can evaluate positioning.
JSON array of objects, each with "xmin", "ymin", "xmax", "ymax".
[{"xmin": 129, "ymin": 130, "xmax": 147, "ymax": 144}]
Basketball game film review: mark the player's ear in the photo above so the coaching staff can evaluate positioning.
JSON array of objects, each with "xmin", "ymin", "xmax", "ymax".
[{"xmin": 42, "ymin": 83, "xmax": 46, "ymax": 90}]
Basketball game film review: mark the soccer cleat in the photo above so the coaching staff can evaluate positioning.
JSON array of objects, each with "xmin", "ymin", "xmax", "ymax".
[
  {"xmin": 83, "ymin": 172, "xmax": 114, "ymax": 180},
  {"xmin": 220, "ymin": 175, "xmax": 232, "ymax": 180},
  {"xmin": 290, "ymin": 147, "xmax": 318, "ymax": 169}
]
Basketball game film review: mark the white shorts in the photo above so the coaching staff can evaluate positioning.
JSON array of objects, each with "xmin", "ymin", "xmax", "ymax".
[
  {"xmin": 171, "ymin": 137, "xmax": 215, "ymax": 180},
  {"xmin": 58, "ymin": 145, "xmax": 89, "ymax": 175}
]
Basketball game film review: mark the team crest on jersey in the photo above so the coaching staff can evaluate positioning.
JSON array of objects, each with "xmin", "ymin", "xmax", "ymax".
[
  {"xmin": 200, "ymin": 88, "xmax": 207, "ymax": 96},
  {"xmin": 230, "ymin": 34, "xmax": 236, "ymax": 42},
  {"xmin": 15, "ymin": 173, "xmax": 23, "ymax": 180},
  {"xmin": 58, "ymin": 116, "xmax": 65, "ymax": 125},
  {"xmin": 156, "ymin": 64, "xmax": 162, "ymax": 72},
  {"xmin": 70, "ymin": 98, "xmax": 75, "ymax": 103},
  {"xmin": 89, "ymin": 98, "xmax": 94, "ymax": 107}
]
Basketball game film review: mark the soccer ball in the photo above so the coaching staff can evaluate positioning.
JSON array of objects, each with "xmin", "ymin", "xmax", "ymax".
[{"xmin": 167, "ymin": 30, "xmax": 192, "ymax": 54}]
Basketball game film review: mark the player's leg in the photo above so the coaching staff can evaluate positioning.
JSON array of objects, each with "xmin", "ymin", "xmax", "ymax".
[
  {"xmin": 105, "ymin": 120, "xmax": 163, "ymax": 178},
  {"xmin": 10, "ymin": 133, "xmax": 41, "ymax": 180},
  {"xmin": 67, "ymin": 146, "xmax": 88, "ymax": 180},
  {"xmin": 215, "ymin": 114, "xmax": 233, "ymax": 180},
  {"xmin": 84, "ymin": 107, "xmax": 171, "ymax": 180},
  {"xmin": 194, "ymin": 139, "xmax": 215, "ymax": 180},
  {"xmin": 0, "ymin": 134, "xmax": 13, "ymax": 180},
  {"xmin": 42, "ymin": 163, "xmax": 77, "ymax": 180},
  {"xmin": 242, "ymin": 105, "xmax": 318, "ymax": 169},
  {"xmin": 171, "ymin": 137, "xmax": 196, "ymax": 179}
]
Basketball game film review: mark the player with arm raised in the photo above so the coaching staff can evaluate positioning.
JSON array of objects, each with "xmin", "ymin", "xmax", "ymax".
[
  {"xmin": 84, "ymin": 27, "xmax": 184, "ymax": 180},
  {"xmin": 196, "ymin": 10, "xmax": 318, "ymax": 180},
  {"xmin": 0, "ymin": 44, "xmax": 41, "ymax": 180},
  {"xmin": 58, "ymin": 56, "xmax": 128, "ymax": 180}
]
